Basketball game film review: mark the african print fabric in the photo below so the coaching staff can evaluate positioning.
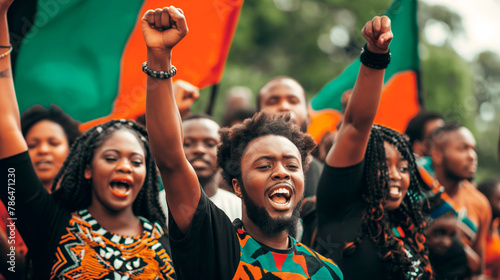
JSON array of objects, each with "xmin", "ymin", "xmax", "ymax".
[
  {"xmin": 233, "ymin": 227, "xmax": 343, "ymax": 279},
  {"xmin": 50, "ymin": 209, "xmax": 175, "ymax": 279}
]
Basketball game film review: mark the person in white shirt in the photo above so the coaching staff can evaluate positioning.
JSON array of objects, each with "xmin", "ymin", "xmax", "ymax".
[{"xmin": 182, "ymin": 113, "xmax": 241, "ymax": 221}]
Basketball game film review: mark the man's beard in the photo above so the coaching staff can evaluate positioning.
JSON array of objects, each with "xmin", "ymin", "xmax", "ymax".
[
  {"xmin": 299, "ymin": 120, "xmax": 308, "ymax": 135},
  {"xmin": 239, "ymin": 180, "xmax": 302, "ymax": 238}
]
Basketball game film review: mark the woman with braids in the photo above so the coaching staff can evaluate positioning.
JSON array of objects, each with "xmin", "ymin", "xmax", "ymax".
[
  {"xmin": 0, "ymin": 2, "xmax": 175, "ymax": 279},
  {"xmin": 313, "ymin": 16, "xmax": 432, "ymax": 280}
]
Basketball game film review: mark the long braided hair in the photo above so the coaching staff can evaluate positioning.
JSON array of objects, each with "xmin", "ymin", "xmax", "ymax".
[
  {"xmin": 360, "ymin": 125, "xmax": 432, "ymax": 278},
  {"xmin": 51, "ymin": 119, "xmax": 166, "ymax": 230}
]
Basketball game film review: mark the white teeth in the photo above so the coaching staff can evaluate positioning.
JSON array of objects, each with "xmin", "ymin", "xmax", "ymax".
[
  {"xmin": 269, "ymin": 188, "xmax": 290, "ymax": 197},
  {"xmin": 389, "ymin": 187, "xmax": 400, "ymax": 195}
]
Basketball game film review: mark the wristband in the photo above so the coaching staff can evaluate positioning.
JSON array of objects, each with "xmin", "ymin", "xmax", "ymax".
[
  {"xmin": 360, "ymin": 43, "xmax": 391, "ymax": 69},
  {"xmin": 142, "ymin": 61, "xmax": 177, "ymax": 79}
]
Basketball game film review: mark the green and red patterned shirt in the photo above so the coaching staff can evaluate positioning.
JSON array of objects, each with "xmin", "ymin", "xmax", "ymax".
[{"xmin": 169, "ymin": 191, "xmax": 343, "ymax": 279}]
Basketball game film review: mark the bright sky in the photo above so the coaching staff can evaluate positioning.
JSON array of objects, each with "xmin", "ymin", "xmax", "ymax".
[{"xmin": 420, "ymin": 0, "xmax": 500, "ymax": 60}]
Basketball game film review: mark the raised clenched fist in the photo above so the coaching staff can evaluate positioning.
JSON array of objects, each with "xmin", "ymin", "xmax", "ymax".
[
  {"xmin": 361, "ymin": 16, "xmax": 393, "ymax": 54},
  {"xmin": 142, "ymin": 6, "xmax": 188, "ymax": 52}
]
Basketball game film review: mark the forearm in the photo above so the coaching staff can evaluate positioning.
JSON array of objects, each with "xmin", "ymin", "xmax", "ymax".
[
  {"xmin": 0, "ymin": 9, "xmax": 27, "ymax": 158},
  {"xmin": 325, "ymin": 63, "xmax": 385, "ymax": 167},
  {"xmin": 145, "ymin": 48, "xmax": 200, "ymax": 233},
  {"xmin": 343, "ymin": 64, "xmax": 384, "ymax": 132},
  {"xmin": 325, "ymin": 16, "xmax": 391, "ymax": 167},
  {"xmin": 145, "ymin": 50, "xmax": 185, "ymax": 169}
]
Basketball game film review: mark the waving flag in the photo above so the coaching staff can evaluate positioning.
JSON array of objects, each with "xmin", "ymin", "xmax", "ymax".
[
  {"xmin": 309, "ymin": 0, "xmax": 421, "ymax": 142},
  {"xmin": 8, "ymin": 0, "xmax": 244, "ymax": 129}
]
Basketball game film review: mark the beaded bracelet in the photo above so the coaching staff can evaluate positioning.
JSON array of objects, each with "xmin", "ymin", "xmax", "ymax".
[
  {"xmin": 0, "ymin": 46, "xmax": 12, "ymax": 60},
  {"xmin": 142, "ymin": 61, "xmax": 177, "ymax": 79},
  {"xmin": 360, "ymin": 43, "xmax": 391, "ymax": 69}
]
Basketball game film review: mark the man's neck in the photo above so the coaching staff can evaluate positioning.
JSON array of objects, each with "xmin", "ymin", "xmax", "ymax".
[
  {"xmin": 200, "ymin": 175, "xmax": 218, "ymax": 197},
  {"xmin": 435, "ymin": 169, "xmax": 463, "ymax": 198},
  {"xmin": 241, "ymin": 217, "xmax": 290, "ymax": 250}
]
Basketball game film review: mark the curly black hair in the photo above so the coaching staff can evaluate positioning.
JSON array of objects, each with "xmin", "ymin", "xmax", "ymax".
[
  {"xmin": 358, "ymin": 125, "xmax": 432, "ymax": 278},
  {"xmin": 21, "ymin": 104, "xmax": 82, "ymax": 146},
  {"xmin": 404, "ymin": 111, "xmax": 443, "ymax": 146},
  {"xmin": 478, "ymin": 178, "xmax": 500, "ymax": 199},
  {"xmin": 217, "ymin": 111, "xmax": 316, "ymax": 190},
  {"xmin": 51, "ymin": 119, "xmax": 166, "ymax": 230}
]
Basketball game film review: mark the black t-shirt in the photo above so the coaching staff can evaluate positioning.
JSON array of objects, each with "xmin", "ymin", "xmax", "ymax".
[
  {"xmin": 304, "ymin": 157, "xmax": 323, "ymax": 198},
  {"xmin": 315, "ymin": 161, "xmax": 428, "ymax": 279},
  {"xmin": 168, "ymin": 191, "xmax": 344, "ymax": 279},
  {"xmin": 0, "ymin": 152, "xmax": 175, "ymax": 279},
  {"xmin": 315, "ymin": 160, "xmax": 388, "ymax": 278}
]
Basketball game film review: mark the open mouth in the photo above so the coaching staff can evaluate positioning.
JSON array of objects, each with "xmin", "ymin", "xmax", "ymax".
[
  {"xmin": 389, "ymin": 185, "xmax": 401, "ymax": 200},
  {"xmin": 110, "ymin": 178, "xmax": 133, "ymax": 198},
  {"xmin": 35, "ymin": 160, "xmax": 54, "ymax": 169},
  {"xmin": 267, "ymin": 185, "xmax": 293, "ymax": 210}
]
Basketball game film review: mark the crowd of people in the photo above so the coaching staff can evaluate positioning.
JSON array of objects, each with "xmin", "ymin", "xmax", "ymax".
[{"xmin": 1, "ymin": 1, "xmax": 499, "ymax": 279}]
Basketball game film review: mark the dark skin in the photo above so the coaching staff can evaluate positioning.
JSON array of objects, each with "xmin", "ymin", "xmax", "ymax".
[
  {"xmin": 325, "ymin": 16, "xmax": 392, "ymax": 168},
  {"xmin": 431, "ymin": 127, "xmax": 477, "ymax": 198},
  {"xmin": 182, "ymin": 118, "xmax": 220, "ymax": 197},
  {"xmin": 412, "ymin": 118, "xmax": 444, "ymax": 157},
  {"xmin": 25, "ymin": 120, "xmax": 70, "ymax": 192},
  {"xmin": 174, "ymin": 80, "xmax": 199, "ymax": 119},
  {"xmin": 432, "ymin": 127, "xmax": 477, "ymax": 197},
  {"xmin": 426, "ymin": 213, "xmax": 458, "ymax": 256},
  {"xmin": 258, "ymin": 77, "xmax": 310, "ymax": 133},
  {"xmin": 0, "ymin": 0, "xmax": 144, "ymax": 243},
  {"xmin": 84, "ymin": 130, "xmax": 146, "ymax": 236},
  {"xmin": 432, "ymin": 128, "xmax": 489, "ymax": 277},
  {"xmin": 0, "ymin": 2, "xmax": 27, "ymax": 278},
  {"xmin": 143, "ymin": 6, "xmax": 391, "ymax": 249},
  {"xmin": 233, "ymin": 135, "xmax": 305, "ymax": 249}
]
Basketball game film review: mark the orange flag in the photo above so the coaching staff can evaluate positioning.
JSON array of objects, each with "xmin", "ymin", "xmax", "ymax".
[{"xmin": 81, "ymin": 0, "xmax": 243, "ymax": 130}]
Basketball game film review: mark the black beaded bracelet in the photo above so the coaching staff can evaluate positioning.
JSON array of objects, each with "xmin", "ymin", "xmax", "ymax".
[
  {"xmin": 142, "ymin": 61, "xmax": 177, "ymax": 79},
  {"xmin": 360, "ymin": 43, "xmax": 391, "ymax": 69}
]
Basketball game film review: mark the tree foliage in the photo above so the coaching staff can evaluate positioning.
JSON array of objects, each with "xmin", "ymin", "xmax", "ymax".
[{"xmin": 190, "ymin": 0, "xmax": 499, "ymax": 181}]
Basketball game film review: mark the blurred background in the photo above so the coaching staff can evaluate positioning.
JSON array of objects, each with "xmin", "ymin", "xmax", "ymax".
[{"xmin": 190, "ymin": 0, "xmax": 500, "ymax": 182}]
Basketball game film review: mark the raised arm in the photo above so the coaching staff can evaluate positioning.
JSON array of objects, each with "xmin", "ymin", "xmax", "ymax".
[
  {"xmin": 142, "ymin": 6, "xmax": 200, "ymax": 234},
  {"xmin": 0, "ymin": 0, "xmax": 27, "ymax": 159},
  {"xmin": 325, "ymin": 16, "xmax": 392, "ymax": 167}
]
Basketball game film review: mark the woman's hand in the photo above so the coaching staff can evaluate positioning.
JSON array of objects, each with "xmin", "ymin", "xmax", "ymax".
[{"xmin": 361, "ymin": 16, "xmax": 393, "ymax": 53}]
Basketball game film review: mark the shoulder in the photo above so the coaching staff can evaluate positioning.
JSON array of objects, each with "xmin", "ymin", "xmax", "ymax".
[
  {"xmin": 294, "ymin": 240, "xmax": 344, "ymax": 278},
  {"xmin": 462, "ymin": 181, "xmax": 490, "ymax": 206}
]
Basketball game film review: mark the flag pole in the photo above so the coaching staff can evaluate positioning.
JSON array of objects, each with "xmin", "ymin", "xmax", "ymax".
[{"xmin": 206, "ymin": 83, "xmax": 219, "ymax": 116}]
